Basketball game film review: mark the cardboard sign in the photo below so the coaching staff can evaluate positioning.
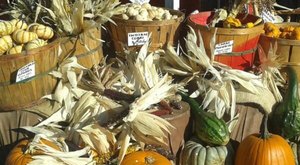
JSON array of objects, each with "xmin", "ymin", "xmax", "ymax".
[
  {"xmin": 261, "ymin": 9, "xmax": 276, "ymax": 23},
  {"xmin": 128, "ymin": 32, "xmax": 149, "ymax": 46},
  {"xmin": 130, "ymin": 0, "xmax": 150, "ymax": 5},
  {"xmin": 214, "ymin": 40, "xmax": 234, "ymax": 55},
  {"xmin": 16, "ymin": 61, "xmax": 35, "ymax": 82}
]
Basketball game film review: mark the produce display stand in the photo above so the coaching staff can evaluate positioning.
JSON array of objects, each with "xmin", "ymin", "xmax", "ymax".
[{"xmin": 0, "ymin": 1, "xmax": 298, "ymax": 165}]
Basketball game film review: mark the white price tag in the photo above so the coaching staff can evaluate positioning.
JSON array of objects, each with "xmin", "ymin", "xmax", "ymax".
[
  {"xmin": 214, "ymin": 40, "xmax": 234, "ymax": 55},
  {"xmin": 128, "ymin": 32, "xmax": 149, "ymax": 46},
  {"xmin": 16, "ymin": 61, "xmax": 35, "ymax": 82},
  {"xmin": 130, "ymin": 0, "xmax": 150, "ymax": 5},
  {"xmin": 261, "ymin": 10, "xmax": 276, "ymax": 23}
]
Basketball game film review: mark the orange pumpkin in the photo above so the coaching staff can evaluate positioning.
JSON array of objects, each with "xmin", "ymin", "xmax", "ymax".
[
  {"xmin": 121, "ymin": 151, "xmax": 171, "ymax": 165},
  {"xmin": 235, "ymin": 115, "xmax": 295, "ymax": 165},
  {"xmin": 5, "ymin": 138, "xmax": 61, "ymax": 165}
]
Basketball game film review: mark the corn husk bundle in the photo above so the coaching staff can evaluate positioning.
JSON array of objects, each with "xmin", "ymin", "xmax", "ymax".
[
  {"xmin": 22, "ymin": 40, "xmax": 181, "ymax": 164},
  {"xmin": 159, "ymin": 27, "xmax": 282, "ymax": 131}
]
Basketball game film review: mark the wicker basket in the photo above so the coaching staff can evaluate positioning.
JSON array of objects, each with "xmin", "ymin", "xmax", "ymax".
[
  {"xmin": 107, "ymin": 9, "xmax": 184, "ymax": 53},
  {"xmin": 259, "ymin": 22, "xmax": 300, "ymax": 79},
  {"xmin": 0, "ymin": 28, "xmax": 103, "ymax": 111},
  {"xmin": 188, "ymin": 11, "xmax": 264, "ymax": 70}
]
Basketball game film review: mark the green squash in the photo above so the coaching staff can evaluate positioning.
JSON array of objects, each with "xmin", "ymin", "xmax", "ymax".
[
  {"xmin": 180, "ymin": 137, "xmax": 234, "ymax": 165},
  {"xmin": 180, "ymin": 92, "xmax": 230, "ymax": 146},
  {"xmin": 269, "ymin": 66, "xmax": 300, "ymax": 139}
]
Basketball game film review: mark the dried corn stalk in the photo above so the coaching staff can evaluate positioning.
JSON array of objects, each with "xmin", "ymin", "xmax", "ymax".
[
  {"xmin": 161, "ymin": 27, "xmax": 279, "ymax": 123},
  {"xmin": 106, "ymin": 42, "xmax": 179, "ymax": 163}
]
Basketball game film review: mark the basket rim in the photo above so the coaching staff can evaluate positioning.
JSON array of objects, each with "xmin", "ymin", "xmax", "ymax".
[{"xmin": 188, "ymin": 11, "xmax": 264, "ymax": 34}]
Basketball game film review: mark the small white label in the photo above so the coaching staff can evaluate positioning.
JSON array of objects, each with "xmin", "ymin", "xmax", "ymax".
[
  {"xmin": 261, "ymin": 9, "xmax": 276, "ymax": 23},
  {"xmin": 128, "ymin": 32, "xmax": 149, "ymax": 46},
  {"xmin": 130, "ymin": 0, "xmax": 150, "ymax": 5},
  {"xmin": 214, "ymin": 40, "xmax": 234, "ymax": 55},
  {"xmin": 16, "ymin": 61, "xmax": 35, "ymax": 82}
]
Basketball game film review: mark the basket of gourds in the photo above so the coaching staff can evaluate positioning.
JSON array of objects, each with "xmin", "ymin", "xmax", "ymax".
[
  {"xmin": 106, "ymin": 2, "xmax": 184, "ymax": 54},
  {"xmin": 259, "ymin": 22, "xmax": 300, "ymax": 79},
  {"xmin": 0, "ymin": 0, "xmax": 122, "ymax": 111}
]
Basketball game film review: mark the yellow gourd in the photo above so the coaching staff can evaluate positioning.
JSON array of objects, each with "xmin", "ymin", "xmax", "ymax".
[
  {"xmin": 8, "ymin": 45, "xmax": 23, "ymax": 55},
  {"xmin": 246, "ymin": 22, "xmax": 254, "ymax": 28},
  {"xmin": 281, "ymin": 26, "xmax": 295, "ymax": 32},
  {"xmin": 279, "ymin": 31, "xmax": 291, "ymax": 39},
  {"xmin": 291, "ymin": 27, "xmax": 300, "ymax": 40},
  {"xmin": 223, "ymin": 17, "xmax": 242, "ymax": 28},
  {"xmin": 264, "ymin": 22, "xmax": 280, "ymax": 38},
  {"xmin": 0, "ymin": 35, "xmax": 13, "ymax": 55},
  {"xmin": 12, "ymin": 29, "xmax": 38, "ymax": 44},
  {"xmin": 25, "ymin": 39, "xmax": 47, "ymax": 50},
  {"xmin": 10, "ymin": 19, "xmax": 28, "ymax": 30},
  {"xmin": 0, "ymin": 21, "xmax": 15, "ymax": 36},
  {"xmin": 29, "ymin": 24, "xmax": 54, "ymax": 40}
]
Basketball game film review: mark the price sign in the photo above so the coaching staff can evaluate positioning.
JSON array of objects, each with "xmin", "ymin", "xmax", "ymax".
[
  {"xmin": 261, "ymin": 9, "xmax": 276, "ymax": 23},
  {"xmin": 16, "ymin": 61, "xmax": 35, "ymax": 82},
  {"xmin": 214, "ymin": 40, "xmax": 234, "ymax": 55},
  {"xmin": 128, "ymin": 32, "xmax": 149, "ymax": 46},
  {"xmin": 130, "ymin": 0, "xmax": 150, "ymax": 5}
]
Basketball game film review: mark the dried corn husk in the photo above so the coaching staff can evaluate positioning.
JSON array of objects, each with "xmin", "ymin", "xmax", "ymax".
[{"xmin": 161, "ymin": 26, "xmax": 280, "ymax": 124}]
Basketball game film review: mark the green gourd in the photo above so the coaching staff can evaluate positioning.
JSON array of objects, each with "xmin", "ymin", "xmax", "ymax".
[
  {"xmin": 269, "ymin": 66, "xmax": 300, "ymax": 139},
  {"xmin": 180, "ymin": 92, "xmax": 230, "ymax": 146}
]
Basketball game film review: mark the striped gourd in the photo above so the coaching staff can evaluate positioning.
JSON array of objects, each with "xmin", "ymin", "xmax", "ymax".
[
  {"xmin": 10, "ymin": 19, "xmax": 28, "ymax": 30},
  {"xmin": 12, "ymin": 29, "xmax": 38, "ymax": 44},
  {"xmin": 8, "ymin": 45, "xmax": 23, "ymax": 55},
  {"xmin": 180, "ymin": 138, "xmax": 234, "ymax": 165},
  {"xmin": 29, "ymin": 24, "xmax": 54, "ymax": 40},
  {"xmin": 0, "ymin": 35, "xmax": 13, "ymax": 55},
  {"xmin": 180, "ymin": 92, "xmax": 230, "ymax": 146},
  {"xmin": 0, "ymin": 21, "xmax": 15, "ymax": 36},
  {"xmin": 25, "ymin": 39, "xmax": 47, "ymax": 50}
]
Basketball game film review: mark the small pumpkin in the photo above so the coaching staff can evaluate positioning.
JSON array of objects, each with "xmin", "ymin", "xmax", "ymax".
[
  {"xmin": 5, "ymin": 138, "xmax": 61, "ymax": 165},
  {"xmin": 179, "ymin": 137, "xmax": 234, "ymax": 165},
  {"xmin": 289, "ymin": 140, "xmax": 300, "ymax": 165},
  {"xmin": 121, "ymin": 150, "xmax": 171, "ymax": 165},
  {"xmin": 235, "ymin": 114, "xmax": 295, "ymax": 165}
]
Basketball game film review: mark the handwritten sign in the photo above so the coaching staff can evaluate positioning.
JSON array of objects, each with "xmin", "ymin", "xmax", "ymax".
[
  {"xmin": 16, "ymin": 61, "xmax": 35, "ymax": 82},
  {"xmin": 261, "ymin": 9, "xmax": 276, "ymax": 23},
  {"xmin": 128, "ymin": 32, "xmax": 149, "ymax": 46},
  {"xmin": 214, "ymin": 40, "xmax": 234, "ymax": 55}
]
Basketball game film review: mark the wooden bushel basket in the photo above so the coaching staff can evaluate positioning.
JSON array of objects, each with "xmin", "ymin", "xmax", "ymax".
[
  {"xmin": 107, "ymin": 9, "xmax": 184, "ymax": 53},
  {"xmin": 188, "ymin": 11, "xmax": 264, "ymax": 70},
  {"xmin": 0, "ymin": 28, "xmax": 103, "ymax": 111},
  {"xmin": 259, "ymin": 22, "xmax": 300, "ymax": 79}
]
